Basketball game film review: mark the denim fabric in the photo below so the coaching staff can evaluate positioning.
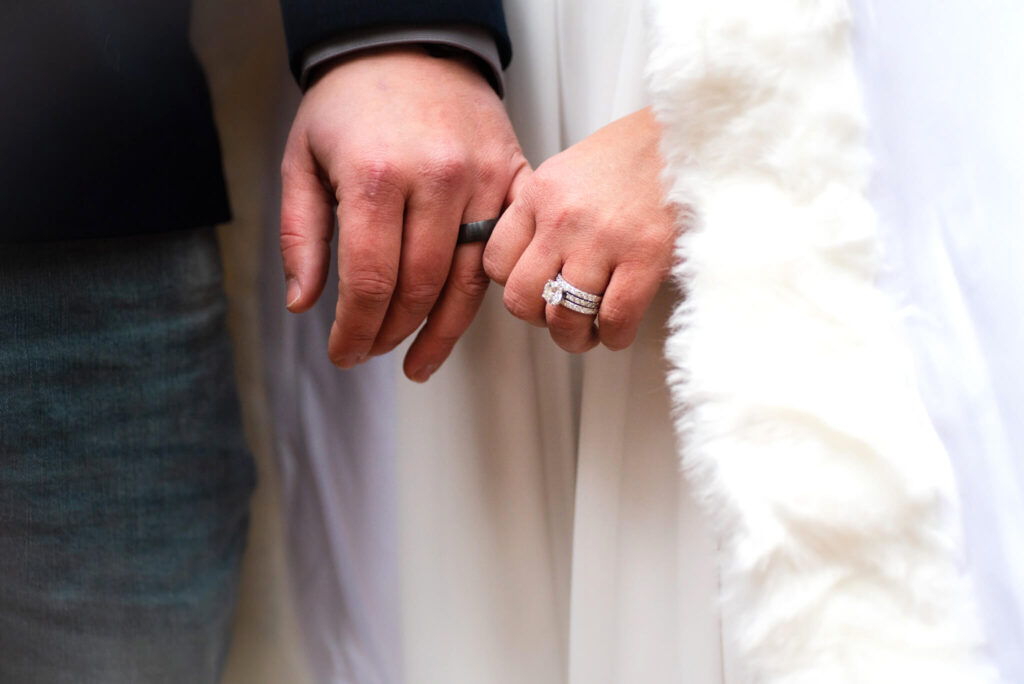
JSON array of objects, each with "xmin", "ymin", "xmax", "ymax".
[{"xmin": 0, "ymin": 227, "xmax": 255, "ymax": 683}]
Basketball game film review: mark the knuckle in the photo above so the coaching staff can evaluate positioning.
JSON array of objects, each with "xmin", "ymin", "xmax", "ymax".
[
  {"xmin": 423, "ymin": 327, "xmax": 463, "ymax": 352},
  {"xmin": 449, "ymin": 267, "xmax": 490, "ymax": 300},
  {"xmin": 503, "ymin": 287, "xmax": 538, "ymax": 322},
  {"xmin": 422, "ymin": 152, "xmax": 469, "ymax": 190},
  {"xmin": 342, "ymin": 268, "xmax": 397, "ymax": 307},
  {"xmin": 280, "ymin": 156, "xmax": 303, "ymax": 184},
  {"xmin": 475, "ymin": 162, "xmax": 499, "ymax": 188},
  {"xmin": 542, "ymin": 198, "xmax": 589, "ymax": 236},
  {"xmin": 353, "ymin": 158, "xmax": 404, "ymax": 197},
  {"xmin": 279, "ymin": 222, "xmax": 324, "ymax": 253},
  {"xmin": 280, "ymin": 207, "xmax": 327, "ymax": 250},
  {"xmin": 599, "ymin": 316, "xmax": 636, "ymax": 351},
  {"xmin": 397, "ymin": 276, "xmax": 444, "ymax": 311},
  {"xmin": 482, "ymin": 245, "xmax": 510, "ymax": 284},
  {"xmin": 634, "ymin": 232, "xmax": 673, "ymax": 263},
  {"xmin": 598, "ymin": 301, "xmax": 634, "ymax": 333},
  {"xmin": 549, "ymin": 207, "xmax": 575, "ymax": 233},
  {"xmin": 546, "ymin": 306, "xmax": 581, "ymax": 332},
  {"xmin": 279, "ymin": 228, "xmax": 305, "ymax": 253},
  {"xmin": 346, "ymin": 326, "xmax": 378, "ymax": 346}
]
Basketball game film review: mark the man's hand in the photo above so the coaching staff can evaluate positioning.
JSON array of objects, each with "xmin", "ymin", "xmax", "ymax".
[{"xmin": 281, "ymin": 47, "xmax": 530, "ymax": 382}]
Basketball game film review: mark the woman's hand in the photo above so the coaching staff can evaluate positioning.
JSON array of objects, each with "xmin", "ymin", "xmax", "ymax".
[{"xmin": 483, "ymin": 108, "xmax": 679, "ymax": 353}]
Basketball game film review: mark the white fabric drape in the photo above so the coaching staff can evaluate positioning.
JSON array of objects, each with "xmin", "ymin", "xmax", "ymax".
[{"xmin": 850, "ymin": 2, "xmax": 1024, "ymax": 679}]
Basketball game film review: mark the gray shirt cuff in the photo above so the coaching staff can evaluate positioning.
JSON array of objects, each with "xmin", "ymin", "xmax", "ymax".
[{"xmin": 300, "ymin": 25, "xmax": 505, "ymax": 97}]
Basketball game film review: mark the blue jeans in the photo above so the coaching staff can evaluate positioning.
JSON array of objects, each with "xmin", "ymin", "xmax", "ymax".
[{"xmin": 0, "ymin": 227, "xmax": 255, "ymax": 683}]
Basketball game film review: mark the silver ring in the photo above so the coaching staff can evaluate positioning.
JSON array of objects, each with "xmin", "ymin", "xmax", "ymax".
[
  {"xmin": 457, "ymin": 218, "xmax": 500, "ymax": 244},
  {"xmin": 542, "ymin": 273, "xmax": 603, "ymax": 315}
]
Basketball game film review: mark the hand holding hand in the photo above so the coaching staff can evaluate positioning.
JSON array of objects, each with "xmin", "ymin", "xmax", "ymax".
[
  {"xmin": 484, "ymin": 108, "xmax": 679, "ymax": 353},
  {"xmin": 281, "ymin": 47, "xmax": 530, "ymax": 381}
]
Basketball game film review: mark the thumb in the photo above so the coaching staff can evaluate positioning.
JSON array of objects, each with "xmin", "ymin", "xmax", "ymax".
[{"xmin": 280, "ymin": 136, "xmax": 334, "ymax": 313}]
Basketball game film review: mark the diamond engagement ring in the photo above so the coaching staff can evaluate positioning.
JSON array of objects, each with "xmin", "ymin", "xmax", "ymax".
[{"xmin": 542, "ymin": 274, "xmax": 603, "ymax": 315}]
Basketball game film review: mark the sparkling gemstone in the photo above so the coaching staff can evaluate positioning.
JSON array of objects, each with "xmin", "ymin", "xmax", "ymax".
[{"xmin": 542, "ymin": 280, "xmax": 564, "ymax": 306}]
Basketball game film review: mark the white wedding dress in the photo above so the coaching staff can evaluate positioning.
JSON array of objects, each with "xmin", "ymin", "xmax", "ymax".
[
  {"xmin": 394, "ymin": 1, "xmax": 721, "ymax": 682},
  {"xmin": 259, "ymin": 1, "xmax": 1024, "ymax": 682}
]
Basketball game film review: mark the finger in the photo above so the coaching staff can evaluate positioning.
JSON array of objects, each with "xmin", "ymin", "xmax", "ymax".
[
  {"xmin": 402, "ymin": 177, "xmax": 508, "ymax": 381},
  {"xmin": 502, "ymin": 239, "xmax": 562, "ymax": 327},
  {"xmin": 369, "ymin": 187, "xmax": 465, "ymax": 356},
  {"xmin": 328, "ymin": 169, "xmax": 405, "ymax": 368},
  {"xmin": 482, "ymin": 190, "xmax": 534, "ymax": 286},
  {"xmin": 402, "ymin": 242, "xmax": 490, "ymax": 382},
  {"xmin": 545, "ymin": 259, "xmax": 610, "ymax": 354},
  {"xmin": 597, "ymin": 266, "xmax": 662, "ymax": 351},
  {"xmin": 280, "ymin": 135, "xmax": 335, "ymax": 313},
  {"xmin": 505, "ymin": 158, "xmax": 533, "ymax": 208}
]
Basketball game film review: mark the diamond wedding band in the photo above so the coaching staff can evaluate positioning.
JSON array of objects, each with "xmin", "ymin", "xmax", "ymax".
[{"xmin": 542, "ymin": 273, "xmax": 603, "ymax": 315}]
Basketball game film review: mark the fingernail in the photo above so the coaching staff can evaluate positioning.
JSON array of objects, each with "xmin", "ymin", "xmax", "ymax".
[
  {"xmin": 411, "ymin": 363, "xmax": 439, "ymax": 383},
  {"xmin": 286, "ymin": 278, "xmax": 302, "ymax": 310},
  {"xmin": 335, "ymin": 353, "xmax": 367, "ymax": 369}
]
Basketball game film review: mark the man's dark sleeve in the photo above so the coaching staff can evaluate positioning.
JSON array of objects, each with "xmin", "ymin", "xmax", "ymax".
[{"xmin": 278, "ymin": 0, "xmax": 511, "ymax": 83}]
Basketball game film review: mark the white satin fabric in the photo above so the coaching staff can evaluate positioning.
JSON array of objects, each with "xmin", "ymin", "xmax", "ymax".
[{"xmin": 850, "ymin": 2, "xmax": 1024, "ymax": 680}]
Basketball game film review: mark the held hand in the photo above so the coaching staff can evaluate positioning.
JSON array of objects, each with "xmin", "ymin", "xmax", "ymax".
[
  {"xmin": 484, "ymin": 108, "xmax": 679, "ymax": 353},
  {"xmin": 281, "ymin": 47, "xmax": 530, "ymax": 381}
]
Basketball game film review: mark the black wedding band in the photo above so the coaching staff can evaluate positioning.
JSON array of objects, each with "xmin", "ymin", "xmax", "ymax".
[{"xmin": 457, "ymin": 218, "xmax": 500, "ymax": 245}]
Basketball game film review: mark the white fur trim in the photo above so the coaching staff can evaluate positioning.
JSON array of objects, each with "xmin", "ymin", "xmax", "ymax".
[{"xmin": 646, "ymin": 0, "xmax": 996, "ymax": 680}]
